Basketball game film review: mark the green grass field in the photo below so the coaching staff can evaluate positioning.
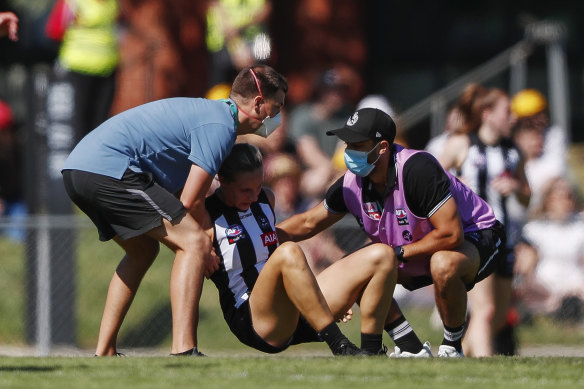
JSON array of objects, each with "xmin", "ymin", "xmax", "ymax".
[{"xmin": 0, "ymin": 355, "xmax": 583, "ymax": 389}]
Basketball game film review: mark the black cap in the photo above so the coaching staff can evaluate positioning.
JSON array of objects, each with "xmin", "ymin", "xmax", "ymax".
[{"xmin": 326, "ymin": 108, "xmax": 396, "ymax": 144}]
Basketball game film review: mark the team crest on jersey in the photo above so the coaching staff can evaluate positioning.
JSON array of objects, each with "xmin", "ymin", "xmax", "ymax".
[
  {"xmin": 402, "ymin": 230, "xmax": 413, "ymax": 242},
  {"xmin": 364, "ymin": 202, "xmax": 381, "ymax": 220},
  {"xmin": 258, "ymin": 215, "xmax": 271, "ymax": 230},
  {"xmin": 225, "ymin": 224, "xmax": 246, "ymax": 244},
  {"xmin": 261, "ymin": 231, "xmax": 278, "ymax": 246},
  {"xmin": 395, "ymin": 208, "xmax": 409, "ymax": 225}
]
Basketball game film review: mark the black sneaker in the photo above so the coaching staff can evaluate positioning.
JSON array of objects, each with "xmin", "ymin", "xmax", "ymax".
[
  {"xmin": 362, "ymin": 345, "xmax": 388, "ymax": 357},
  {"xmin": 332, "ymin": 338, "xmax": 367, "ymax": 356},
  {"xmin": 170, "ymin": 347, "xmax": 206, "ymax": 357},
  {"xmin": 93, "ymin": 352, "xmax": 126, "ymax": 357}
]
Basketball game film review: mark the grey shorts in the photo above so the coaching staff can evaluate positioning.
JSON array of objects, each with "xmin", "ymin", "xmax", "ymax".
[{"xmin": 62, "ymin": 169, "xmax": 186, "ymax": 241}]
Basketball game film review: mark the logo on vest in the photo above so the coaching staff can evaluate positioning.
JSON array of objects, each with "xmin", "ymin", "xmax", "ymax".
[
  {"xmin": 364, "ymin": 202, "xmax": 381, "ymax": 220},
  {"xmin": 395, "ymin": 208, "xmax": 409, "ymax": 225},
  {"xmin": 261, "ymin": 231, "xmax": 278, "ymax": 246},
  {"xmin": 402, "ymin": 230, "xmax": 413, "ymax": 242},
  {"xmin": 225, "ymin": 224, "xmax": 246, "ymax": 244}
]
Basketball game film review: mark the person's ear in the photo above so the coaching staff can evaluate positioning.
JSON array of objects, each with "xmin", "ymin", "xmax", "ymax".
[
  {"xmin": 379, "ymin": 140, "xmax": 391, "ymax": 155},
  {"xmin": 481, "ymin": 108, "xmax": 492, "ymax": 123},
  {"xmin": 253, "ymin": 95, "xmax": 263, "ymax": 114}
]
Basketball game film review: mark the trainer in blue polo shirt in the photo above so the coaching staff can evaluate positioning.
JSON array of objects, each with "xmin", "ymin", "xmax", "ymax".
[{"xmin": 62, "ymin": 65, "xmax": 288, "ymax": 358}]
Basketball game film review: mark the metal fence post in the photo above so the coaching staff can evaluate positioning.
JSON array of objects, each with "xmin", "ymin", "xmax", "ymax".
[
  {"xmin": 35, "ymin": 215, "xmax": 52, "ymax": 356},
  {"xmin": 24, "ymin": 64, "xmax": 77, "ymax": 353}
]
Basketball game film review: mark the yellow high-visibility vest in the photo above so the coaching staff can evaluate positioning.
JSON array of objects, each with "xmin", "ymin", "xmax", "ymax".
[
  {"xmin": 59, "ymin": 0, "xmax": 119, "ymax": 76},
  {"xmin": 206, "ymin": 0, "xmax": 266, "ymax": 53}
]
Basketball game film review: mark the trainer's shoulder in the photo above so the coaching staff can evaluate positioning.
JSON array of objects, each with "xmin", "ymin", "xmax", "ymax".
[{"xmin": 185, "ymin": 98, "xmax": 234, "ymax": 127}]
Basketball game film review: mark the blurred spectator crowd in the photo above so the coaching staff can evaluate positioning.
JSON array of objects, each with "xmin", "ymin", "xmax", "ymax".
[
  {"xmin": 426, "ymin": 86, "xmax": 584, "ymax": 355},
  {"xmin": 1, "ymin": 0, "xmax": 583, "ymax": 355}
]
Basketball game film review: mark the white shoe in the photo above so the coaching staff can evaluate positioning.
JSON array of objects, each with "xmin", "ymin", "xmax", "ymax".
[
  {"xmin": 389, "ymin": 341, "xmax": 433, "ymax": 358},
  {"xmin": 437, "ymin": 345, "xmax": 464, "ymax": 358}
]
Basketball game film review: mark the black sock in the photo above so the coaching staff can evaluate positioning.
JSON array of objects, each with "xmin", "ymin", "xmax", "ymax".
[
  {"xmin": 361, "ymin": 333, "xmax": 383, "ymax": 354},
  {"xmin": 319, "ymin": 322, "xmax": 346, "ymax": 350},
  {"xmin": 385, "ymin": 316, "xmax": 423, "ymax": 353},
  {"xmin": 441, "ymin": 324, "xmax": 465, "ymax": 352}
]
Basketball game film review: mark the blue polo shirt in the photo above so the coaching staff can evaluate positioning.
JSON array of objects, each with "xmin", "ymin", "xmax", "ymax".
[{"xmin": 62, "ymin": 97, "xmax": 238, "ymax": 193}]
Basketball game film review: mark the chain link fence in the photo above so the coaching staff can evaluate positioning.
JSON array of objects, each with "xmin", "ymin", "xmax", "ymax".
[{"xmin": 0, "ymin": 214, "xmax": 369, "ymax": 356}]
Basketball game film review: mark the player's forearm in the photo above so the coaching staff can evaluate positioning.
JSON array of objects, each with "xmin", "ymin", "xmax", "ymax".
[
  {"xmin": 402, "ymin": 227, "xmax": 463, "ymax": 262},
  {"xmin": 514, "ymin": 181, "xmax": 531, "ymax": 208},
  {"xmin": 276, "ymin": 215, "xmax": 317, "ymax": 242},
  {"xmin": 277, "ymin": 202, "xmax": 343, "ymax": 242}
]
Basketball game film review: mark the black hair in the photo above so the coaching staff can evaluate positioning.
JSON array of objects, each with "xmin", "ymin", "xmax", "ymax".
[{"xmin": 218, "ymin": 143, "xmax": 263, "ymax": 182}]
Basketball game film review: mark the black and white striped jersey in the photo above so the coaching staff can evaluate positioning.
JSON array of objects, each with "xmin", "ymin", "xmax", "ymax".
[
  {"xmin": 459, "ymin": 134, "xmax": 522, "ymax": 243},
  {"xmin": 207, "ymin": 189, "xmax": 279, "ymax": 311}
]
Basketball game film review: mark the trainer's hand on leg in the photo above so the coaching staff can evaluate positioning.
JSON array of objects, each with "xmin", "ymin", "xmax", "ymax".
[{"xmin": 204, "ymin": 248, "xmax": 221, "ymax": 278}]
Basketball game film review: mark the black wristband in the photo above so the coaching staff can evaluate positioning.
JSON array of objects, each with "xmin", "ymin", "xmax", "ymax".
[{"xmin": 394, "ymin": 245, "xmax": 407, "ymax": 263}]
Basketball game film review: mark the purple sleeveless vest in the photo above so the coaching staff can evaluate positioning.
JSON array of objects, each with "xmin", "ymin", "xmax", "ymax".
[{"xmin": 343, "ymin": 145, "xmax": 496, "ymax": 277}]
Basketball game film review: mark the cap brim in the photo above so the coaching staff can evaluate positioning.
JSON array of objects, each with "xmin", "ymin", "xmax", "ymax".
[{"xmin": 326, "ymin": 127, "xmax": 370, "ymax": 143}]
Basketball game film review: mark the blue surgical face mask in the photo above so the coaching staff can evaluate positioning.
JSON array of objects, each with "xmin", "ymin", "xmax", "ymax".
[
  {"xmin": 344, "ymin": 142, "xmax": 381, "ymax": 177},
  {"xmin": 254, "ymin": 112, "xmax": 282, "ymax": 138}
]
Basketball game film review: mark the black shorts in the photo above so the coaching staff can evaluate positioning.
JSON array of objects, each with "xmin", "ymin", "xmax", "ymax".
[
  {"xmin": 464, "ymin": 220, "xmax": 507, "ymax": 289},
  {"xmin": 495, "ymin": 244, "xmax": 515, "ymax": 279},
  {"xmin": 224, "ymin": 300, "xmax": 322, "ymax": 354},
  {"xmin": 62, "ymin": 169, "xmax": 186, "ymax": 241}
]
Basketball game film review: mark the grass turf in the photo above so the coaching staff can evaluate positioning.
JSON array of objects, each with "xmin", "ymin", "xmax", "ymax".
[{"xmin": 0, "ymin": 355, "xmax": 583, "ymax": 389}]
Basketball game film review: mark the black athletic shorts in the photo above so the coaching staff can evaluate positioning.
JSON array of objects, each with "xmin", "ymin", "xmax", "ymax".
[
  {"xmin": 495, "ymin": 243, "xmax": 515, "ymax": 279},
  {"xmin": 62, "ymin": 169, "xmax": 186, "ymax": 241},
  {"xmin": 464, "ymin": 220, "xmax": 507, "ymax": 289},
  {"xmin": 224, "ymin": 299, "xmax": 322, "ymax": 354}
]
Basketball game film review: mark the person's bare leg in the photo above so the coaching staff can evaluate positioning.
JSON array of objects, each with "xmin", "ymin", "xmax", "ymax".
[
  {"xmin": 147, "ymin": 215, "xmax": 215, "ymax": 354},
  {"xmin": 168, "ymin": 246, "xmax": 206, "ymax": 353},
  {"xmin": 431, "ymin": 241, "xmax": 480, "ymax": 329},
  {"xmin": 385, "ymin": 299, "xmax": 405, "ymax": 326},
  {"xmin": 462, "ymin": 274, "xmax": 495, "ymax": 357},
  {"xmin": 95, "ymin": 235, "xmax": 160, "ymax": 356},
  {"xmin": 249, "ymin": 242, "xmax": 336, "ymax": 347},
  {"xmin": 493, "ymin": 275, "xmax": 513, "ymax": 333},
  {"xmin": 318, "ymin": 243, "xmax": 396, "ymax": 334}
]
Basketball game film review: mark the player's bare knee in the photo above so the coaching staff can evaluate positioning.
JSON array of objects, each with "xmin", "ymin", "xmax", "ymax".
[
  {"xmin": 180, "ymin": 231, "xmax": 211, "ymax": 255},
  {"xmin": 430, "ymin": 251, "xmax": 459, "ymax": 284},
  {"xmin": 472, "ymin": 303, "xmax": 496, "ymax": 322},
  {"xmin": 364, "ymin": 243, "xmax": 396, "ymax": 273},
  {"xmin": 275, "ymin": 241, "xmax": 307, "ymax": 268}
]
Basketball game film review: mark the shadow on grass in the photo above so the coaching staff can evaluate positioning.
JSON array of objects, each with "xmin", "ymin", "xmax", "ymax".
[
  {"xmin": 119, "ymin": 304, "xmax": 208, "ymax": 348},
  {"xmin": 0, "ymin": 366, "xmax": 61, "ymax": 372},
  {"xmin": 119, "ymin": 304, "xmax": 172, "ymax": 348}
]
